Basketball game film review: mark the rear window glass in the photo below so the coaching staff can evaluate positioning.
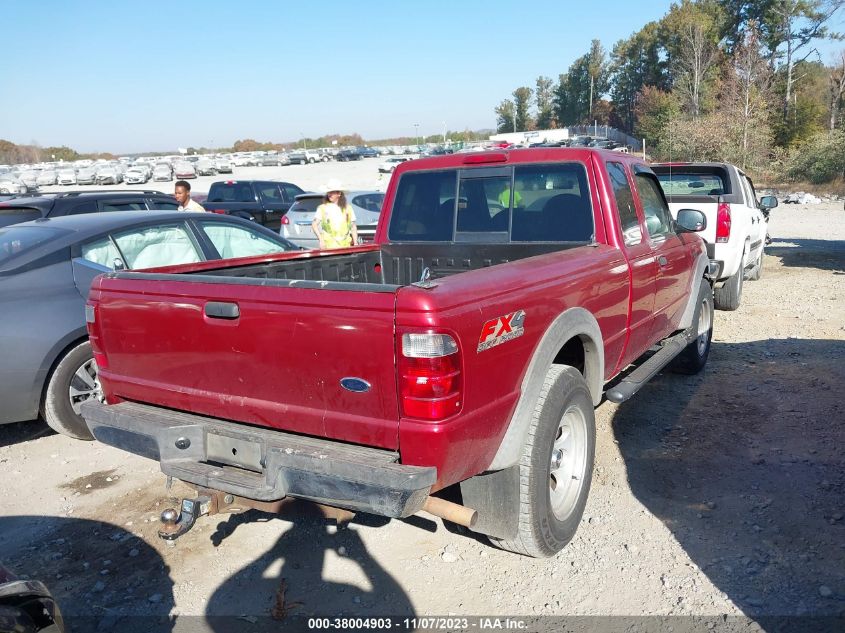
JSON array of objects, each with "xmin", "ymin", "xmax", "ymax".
[
  {"xmin": 388, "ymin": 164, "xmax": 592, "ymax": 243},
  {"xmin": 0, "ymin": 225, "xmax": 68, "ymax": 266},
  {"xmin": 0, "ymin": 206, "xmax": 42, "ymax": 224},
  {"xmin": 655, "ymin": 169, "xmax": 729, "ymax": 196},
  {"xmin": 289, "ymin": 197, "xmax": 323, "ymax": 214},
  {"xmin": 207, "ymin": 183, "xmax": 255, "ymax": 203}
]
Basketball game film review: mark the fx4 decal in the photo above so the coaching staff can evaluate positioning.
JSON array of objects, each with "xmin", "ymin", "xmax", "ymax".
[{"xmin": 478, "ymin": 310, "xmax": 526, "ymax": 352}]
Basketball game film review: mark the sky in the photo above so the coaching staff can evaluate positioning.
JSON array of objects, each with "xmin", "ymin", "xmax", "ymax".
[{"xmin": 2, "ymin": 0, "xmax": 844, "ymax": 155}]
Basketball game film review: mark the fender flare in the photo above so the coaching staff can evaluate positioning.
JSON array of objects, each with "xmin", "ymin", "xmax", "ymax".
[
  {"xmin": 487, "ymin": 307, "xmax": 604, "ymax": 471},
  {"xmin": 677, "ymin": 251, "xmax": 711, "ymax": 332}
]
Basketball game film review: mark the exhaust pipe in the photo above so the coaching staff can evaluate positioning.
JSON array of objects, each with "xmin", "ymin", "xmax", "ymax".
[{"xmin": 421, "ymin": 496, "xmax": 477, "ymax": 528}]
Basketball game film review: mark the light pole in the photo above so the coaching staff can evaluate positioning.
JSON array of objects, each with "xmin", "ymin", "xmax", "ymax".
[
  {"xmin": 442, "ymin": 121, "xmax": 447, "ymax": 144},
  {"xmin": 300, "ymin": 132, "xmax": 307, "ymax": 150},
  {"xmin": 414, "ymin": 123, "xmax": 420, "ymax": 147}
]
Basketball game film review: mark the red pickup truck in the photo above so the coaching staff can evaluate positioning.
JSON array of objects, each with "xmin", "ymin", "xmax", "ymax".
[{"xmin": 81, "ymin": 149, "xmax": 713, "ymax": 557}]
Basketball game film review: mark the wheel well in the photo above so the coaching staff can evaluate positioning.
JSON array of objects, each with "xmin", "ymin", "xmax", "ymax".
[{"xmin": 552, "ymin": 336, "xmax": 586, "ymax": 376}]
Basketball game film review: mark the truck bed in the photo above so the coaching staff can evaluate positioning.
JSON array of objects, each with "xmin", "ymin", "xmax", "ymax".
[{"xmin": 173, "ymin": 242, "xmax": 580, "ymax": 287}]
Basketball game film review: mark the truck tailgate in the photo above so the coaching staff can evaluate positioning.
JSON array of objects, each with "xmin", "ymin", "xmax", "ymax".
[{"xmin": 90, "ymin": 276, "xmax": 400, "ymax": 450}]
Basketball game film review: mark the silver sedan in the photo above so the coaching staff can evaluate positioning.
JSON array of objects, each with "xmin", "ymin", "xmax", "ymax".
[{"xmin": 281, "ymin": 190, "xmax": 384, "ymax": 249}]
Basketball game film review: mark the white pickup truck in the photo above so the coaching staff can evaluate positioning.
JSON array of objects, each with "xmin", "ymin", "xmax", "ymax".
[{"xmin": 653, "ymin": 162, "xmax": 777, "ymax": 310}]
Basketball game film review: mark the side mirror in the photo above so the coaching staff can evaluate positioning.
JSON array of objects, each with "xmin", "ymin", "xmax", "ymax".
[
  {"xmin": 676, "ymin": 208, "xmax": 707, "ymax": 233},
  {"xmin": 760, "ymin": 195, "xmax": 778, "ymax": 209}
]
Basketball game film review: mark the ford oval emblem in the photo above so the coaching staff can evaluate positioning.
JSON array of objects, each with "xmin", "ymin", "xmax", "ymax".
[{"xmin": 340, "ymin": 377, "xmax": 371, "ymax": 393}]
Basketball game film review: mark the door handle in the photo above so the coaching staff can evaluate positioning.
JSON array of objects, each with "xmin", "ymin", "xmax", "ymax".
[
  {"xmin": 204, "ymin": 302, "xmax": 240, "ymax": 319},
  {"xmin": 658, "ymin": 255, "xmax": 668, "ymax": 267}
]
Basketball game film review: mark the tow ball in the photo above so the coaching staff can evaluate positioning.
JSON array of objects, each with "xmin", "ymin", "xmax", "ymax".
[{"xmin": 158, "ymin": 496, "xmax": 212, "ymax": 541}]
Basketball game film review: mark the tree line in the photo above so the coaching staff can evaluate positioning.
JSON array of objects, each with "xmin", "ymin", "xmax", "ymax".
[{"xmin": 495, "ymin": 0, "xmax": 845, "ymax": 182}]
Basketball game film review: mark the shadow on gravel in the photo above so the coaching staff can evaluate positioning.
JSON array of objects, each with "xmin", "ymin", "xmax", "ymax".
[
  {"xmin": 206, "ymin": 501, "xmax": 415, "ymax": 631},
  {"xmin": 0, "ymin": 419, "xmax": 54, "ymax": 448},
  {"xmin": 0, "ymin": 515, "xmax": 175, "ymax": 633},
  {"xmin": 612, "ymin": 338, "xmax": 845, "ymax": 619},
  {"xmin": 767, "ymin": 237, "xmax": 845, "ymax": 272}
]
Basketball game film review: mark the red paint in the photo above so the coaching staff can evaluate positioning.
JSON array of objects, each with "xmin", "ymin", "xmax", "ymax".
[{"xmin": 88, "ymin": 149, "xmax": 706, "ymax": 492}]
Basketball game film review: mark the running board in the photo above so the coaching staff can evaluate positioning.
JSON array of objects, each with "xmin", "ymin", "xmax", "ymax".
[{"xmin": 605, "ymin": 332, "xmax": 688, "ymax": 404}]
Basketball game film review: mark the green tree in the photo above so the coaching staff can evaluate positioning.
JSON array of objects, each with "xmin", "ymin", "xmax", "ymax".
[
  {"xmin": 513, "ymin": 86, "xmax": 534, "ymax": 131},
  {"xmin": 660, "ymin": 0, "xmax": 726, "ymax": 117},
  {"xmin": 634, "ymin": 86, "xmax": 681, "ymax": 149},
  {"xmin": 535, "ymin": 76, "xmax": 556, "ymax": 128},
  {"xmin": 609, "ymin": 22, "xmax": 667, "ymax": 133},
  {"xmin": 587, "ymin": 39, "xmax": 608, "ymax": 120},
  {"xmin": 750, "ymin": 0, "xmax": 845, "ymax": 128},
  {"xmin": 495, "ymin": 99, "xmax": 516, "ymax": 133}
]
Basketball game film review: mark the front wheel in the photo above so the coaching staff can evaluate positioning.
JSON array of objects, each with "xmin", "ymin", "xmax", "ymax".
[
  {"xmin": 747, "ymin": 248, "xmax": 764, "ymax": 281},
  {"xmin": 42, "ymin": 341, "xmax": 99, "ymax": 440},
  {"xmin": 491, "ymin": 366, "xmax": 595, "ymax": 558},
  {"xmin": 671, "ymin": 280, "xmax": 714, "ymax": 375}
]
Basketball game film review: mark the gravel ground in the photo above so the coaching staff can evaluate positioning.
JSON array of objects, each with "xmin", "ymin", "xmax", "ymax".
[{"xmin": 0, "ymin": 183, "xmax": 843, "ymax": 632}]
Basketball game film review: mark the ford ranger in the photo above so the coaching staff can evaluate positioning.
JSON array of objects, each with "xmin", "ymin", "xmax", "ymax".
[{"xmin": 81, "ymin": 149, "xmax": 713, "ymax": 557}]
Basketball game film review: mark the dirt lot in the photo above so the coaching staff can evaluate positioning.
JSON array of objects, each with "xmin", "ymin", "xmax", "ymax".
[{"xmin": 0, "ymin": 197, "xmax": 843, "ymax": 632}]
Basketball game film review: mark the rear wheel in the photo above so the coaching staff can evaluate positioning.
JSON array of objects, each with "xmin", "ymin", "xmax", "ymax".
[
  {"xmin": 714, "ymin": 252, "xmax": 744, "ymax": 311},
  {"xmin": 491, "ymin": 366, "xmax": 595, "ymax": 558},
  {"xmin": 42, "ymin": 341, "xmax": 99, "ymax": 440},
  {"xmin": 671, "ymin": 280, "xmax": 713, "ymax": 375}
]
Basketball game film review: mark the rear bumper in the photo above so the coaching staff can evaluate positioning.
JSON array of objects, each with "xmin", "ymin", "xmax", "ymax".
[{"xmin": 81, "ymin": 401, "xmax": 435, "ymax": 518}]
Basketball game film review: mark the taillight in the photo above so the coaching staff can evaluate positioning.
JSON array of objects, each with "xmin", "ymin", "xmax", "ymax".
[
  {"xmin": 85, "ymin": 303, "xmax": 108, "ymax": 369},
  {"xmin": 399, "ymin": 332, "xmax": 462, "ymax": 421},
  {"xmin": 716, "ymin": 202, "xmax": 731, "ymax": 243},
  {"xmin": 281, "ymin": 215, "xmax": 290, "ymax": 225},
  {"xmin": 209, "ymin": 209, "xmax": 227, "ymax": 214}
]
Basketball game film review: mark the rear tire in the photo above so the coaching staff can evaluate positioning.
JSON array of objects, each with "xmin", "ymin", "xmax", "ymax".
[
  {"xmin": 671, "ymin": 280, "xmax": 713, "ymax": 375},
  {"xmin": 714, "ymin": 253, "xmax": 744, "ymax": 311},
  {"xmin": 747, "ymin": 249, "xmax": 764, "ymax": 281},
  {"xmin": 42, "ymin": 341, "xmax": 99, "ymax": 440},
  {"xmin": 491, "ymin": 366, "xmax": 595, "ymax": 558}
]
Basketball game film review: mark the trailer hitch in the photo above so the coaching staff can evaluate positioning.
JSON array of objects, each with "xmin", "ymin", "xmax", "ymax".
[{"xmin": 158, "ymin": 496, "xmax": 212, "ymax": 541}]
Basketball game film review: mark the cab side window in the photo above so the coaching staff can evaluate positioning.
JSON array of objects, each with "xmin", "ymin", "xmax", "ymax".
[
  {"xmin": 607, "ymin": 162, "xmax": 641, "ymax": 244},
  {"xmin": 634, "ymin": 173, "xmax": 673, "ymax": 239}
]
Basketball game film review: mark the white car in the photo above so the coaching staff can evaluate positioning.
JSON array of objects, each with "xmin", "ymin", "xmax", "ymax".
[
  {"xmin": 57, "ymin": 169, "xmax": 77, "ymax": 186},
  {"xmin": 173, "ymin": 161, "xmax": 197, "ymax": 179},
  {"xmin": 654, "ymin": 162, "xmax": 775, "ymax": 311},
  {"xmin": 0, "ymin": 175, "xmax": 27, "ymax": 194},
  {"xmin": 95, "ymin": 167, "xmax": 121, "ymax": 185},
  {"xmin": 378, "ymin": 156, "xmax": 412, "ymax": 173},
  {"xmin": 152, "ymin": 164, "xmax": 172, "ymax": 182},
  {"xmin": 214, "ymin": 158, "xmax": 233, "ymax": 173},
  {"xmin": 36, "ymin": 170, "xmax": 58, "ymax": 186},
  {"xmin": 124, "ymin": 167, "xmax": 149, "ymax": 184},
  {"xmin": 76, "ymin": 166, "xmax": 97, "ymax": 185}
]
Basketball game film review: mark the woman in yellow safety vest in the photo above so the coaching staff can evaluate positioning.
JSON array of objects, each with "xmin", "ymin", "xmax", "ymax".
[{"xmin": 311, "ymin": 180, "xmax": 358, "ymax": 249}]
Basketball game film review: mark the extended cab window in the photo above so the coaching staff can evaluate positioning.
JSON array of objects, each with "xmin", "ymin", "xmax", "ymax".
[{"xmin": 634, "ymin": 173, "xmax": 674, "ymax": 239}]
